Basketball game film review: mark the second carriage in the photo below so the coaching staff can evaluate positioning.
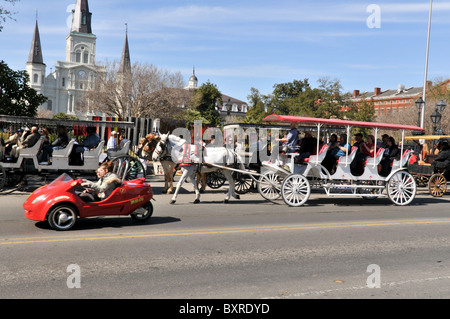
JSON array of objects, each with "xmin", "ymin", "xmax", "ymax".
[
  {"xmin": 235, "ymin": 114, "xmax": 424, "ymax": 207},
  {"xmin": 0, "ymin": 115, "xmax": 146, "ymax": 189}
]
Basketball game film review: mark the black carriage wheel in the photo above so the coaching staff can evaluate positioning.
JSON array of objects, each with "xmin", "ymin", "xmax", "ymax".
[
  {"xmin": 47, "ymin": 204, "xmax": 78, "ymax": 231},
  {"xmin": 131, "ymin": 201, "xmax": 153, "ymax": 222},
  {"xmin": 233, "ymin": 172, "xmax": 253, "ymax": 194},
  {"xmin": 111, "ymin": 155, "xmax": 146, "ymax": 181},
  {"xmin": 206, "ymin": 171, "xmax": 226, "ymax": 189},
  {"xmin": 428, "ymin": 173, "xmax": 447, "ymax": 197},
  {"xmin": 5, "ymin": 163, "xmax": 24, "ymax": 187}
]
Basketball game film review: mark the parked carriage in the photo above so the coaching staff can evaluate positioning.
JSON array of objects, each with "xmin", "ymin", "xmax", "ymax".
[
  {"xmin": 404, "ymin": 134, "xmax": 450, "ymax": 197},
  {"xmin": 0, "ymin": 115, "xmax": 145, "ymax": 189}
]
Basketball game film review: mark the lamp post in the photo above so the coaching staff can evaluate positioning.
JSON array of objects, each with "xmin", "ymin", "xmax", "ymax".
[
  {"xmin": 415, "ymin": 97, "xmax": 425, "ymax": 127},
  {"xmin": 225, "ymin": 98, "xmax": 232, "ymax": 116},
  {"xmin": 421, "ymin": 0, "xmax": 433, "ymax": 128},
  {"xmin": 430, "ymin": 100, "xmax": 446, "ymax": 135}
]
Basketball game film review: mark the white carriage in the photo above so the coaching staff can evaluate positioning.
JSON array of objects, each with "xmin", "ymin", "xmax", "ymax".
[
  {"xmin": 256, "ymin": 114, "xmax": 424, "ymax": 207},
  {"xmin": 0, "ymin": 115, "xmax": 144, "ymax": 189}
]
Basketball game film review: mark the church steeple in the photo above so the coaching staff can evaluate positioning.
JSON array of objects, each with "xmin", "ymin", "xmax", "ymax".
[
  {"xmin": 28, "ymin": 19, "xmax": 44, "ymax": 65},
  {"xmin": 71, "ymin": 0, "xmax": 92, "ymax": 34},
  {"xmin": 118, "ymin": 24, "xmax": 131, "ymax": 74}
]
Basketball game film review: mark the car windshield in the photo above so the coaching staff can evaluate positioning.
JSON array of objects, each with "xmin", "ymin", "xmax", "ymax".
[{"xmin": 47, "ymin": 173, "xmax": 74, "ymax": 189}]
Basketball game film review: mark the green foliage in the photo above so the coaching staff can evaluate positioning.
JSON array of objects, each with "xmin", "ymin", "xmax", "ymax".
[
  {"xmin": 53, "ymin": 112, "xmax": 78, "ymax": 120},
  {"xmin": 188, "ymin": 81, "xmax": 222, "ymax": 126},
  {"xmin": 0, "ymin": 60, "xmax": 47, "ymax": 117}
]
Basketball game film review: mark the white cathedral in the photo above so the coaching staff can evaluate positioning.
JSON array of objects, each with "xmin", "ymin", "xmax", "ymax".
[
  {"xmin": 27, "ymin": 0, "xmax": 248, "ymax": 120},
  {"xmin": 26, "ymin": 0, "xmax": 126, "ymax": 119}
]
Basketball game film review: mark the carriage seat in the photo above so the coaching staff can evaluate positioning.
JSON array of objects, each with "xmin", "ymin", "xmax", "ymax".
[
  {"xmin": 336, "ymin": 146, "xmax": 358, "ymax": 165},
  {"xmin": 391, "ymin": 149, "xmax": 412, "ymax": 169},
  {"xmin": 305, "ymin": 144, "xmax": 329, "ymax": 164},
  {"xmin": 19, "ymin": 137, "xmax": 45, "ymax": 159},
  {"xmin": 364, "ymin": 147, "xmax": 385, "ymax": 166},
  {"xmin": 108, "ymin": 140, "xmax": 130, "ymax": 158},
  {"xmin": 52, "ymin": 139, "xmax": 76, "ymax": 159}
]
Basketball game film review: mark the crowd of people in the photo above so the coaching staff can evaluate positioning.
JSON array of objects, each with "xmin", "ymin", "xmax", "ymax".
[
  {"xmin": 0, "ymin": 126, "xmax": 129, "ymax": 166},
  {"xmin": 277, "ymin": 123, "xmax": 408, "ymax": 177}
]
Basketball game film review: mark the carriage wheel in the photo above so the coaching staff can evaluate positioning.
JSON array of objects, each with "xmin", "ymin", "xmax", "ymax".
[
  {"xmin": 281, "ymin": 173, "xmax": 311, "ymax": 207},
  {"xmin": 6, "ymin": 163, "xmax": 24, "ymax": 187},
  {"xmin": 0, "ymin": 164, "xmax": 5, "ymax": 190},
  {"xmin": 111, "ymin": 155, "xmax": 146, "ymax": 181},
  {"xmin": 206, "ymin": 171, "xmax": 226, "ymax": 189},
  {"xmin": 233, "ymin": 172, "xmax": 253, "ymax": 194},
  {"xmin": 257, "ymin": 171, "xmax": 281, "ymax": 201},
  {"xmin": 428, "ymin": 173, "xmax": 447, "ymax": 197},
  {"xmin": 387, "ymin": 171, "xmax": 416, "ymax": 206}
]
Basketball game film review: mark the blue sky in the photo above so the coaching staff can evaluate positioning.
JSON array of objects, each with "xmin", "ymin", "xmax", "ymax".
[{"xmin": 1, "ymin": 0, "xmax": 450, "ymax": 102}]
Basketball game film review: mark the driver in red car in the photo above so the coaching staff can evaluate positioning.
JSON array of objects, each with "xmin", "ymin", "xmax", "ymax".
[{"xmin": 80, "ymin": 161, "xmax": 121, "ymax": 202}]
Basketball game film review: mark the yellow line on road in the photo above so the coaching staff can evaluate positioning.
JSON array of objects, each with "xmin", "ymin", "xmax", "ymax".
[{"xmin": 2, "ymin": 218, "xmax": 450, "ymax": 246}]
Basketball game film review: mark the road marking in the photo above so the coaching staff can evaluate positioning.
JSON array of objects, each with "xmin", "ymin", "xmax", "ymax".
[{"xmin": 2, "ymin": 218, "xmax": 450, "ymax": 246}]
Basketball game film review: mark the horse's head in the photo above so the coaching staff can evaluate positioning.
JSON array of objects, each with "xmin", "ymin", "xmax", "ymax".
[{"xmin": 152, "ymin": 134, "xmax": 169, "ymax": 161}]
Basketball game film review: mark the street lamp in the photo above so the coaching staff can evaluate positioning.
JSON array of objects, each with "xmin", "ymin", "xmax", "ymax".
[
  {"xmin": 225, "ymin": 98, "xmax": 232, "ymax": 116},
  {"xmin": 436, "ymin": 99, "xmax": 446, "ymax": 112},
  {"xmin": 415, "ymin": 97, "xmax": 425, "ymax": 127},
  {"xmin": 430, "ymin": 100, "xmax": 446, "ymax": 135}
]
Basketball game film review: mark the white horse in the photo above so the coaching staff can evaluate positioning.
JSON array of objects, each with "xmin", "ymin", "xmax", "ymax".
[{"xmin": 152, "ymin": 134, "xmax": 241, "ymax": 204}]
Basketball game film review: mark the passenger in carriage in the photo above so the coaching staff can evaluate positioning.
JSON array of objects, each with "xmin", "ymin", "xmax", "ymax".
[
  {"xmin": 351, "ymin": 133, "xmax": 371, "ymax": 175},
  {"xmin": 79, "ymin": 161, "xmax": 121, "ymax": 202},
  {"xmin": 39, "ymin": 126, "xmax": 69, "ymax": 164},
  {"xmin": 322, "ymin": 134, "xmax": 350, "ymax": 174},
  {"xmin": 4, "ymin": 128, "xmax": 23, "ymax": 157},
  {"xmin": 118, "ymin": 131, "xmax": 129, "ymax": 150},
  {"xmin": 11, "ymin": 126, "xmax": 41, "ymax": 158},
  {"xmin": 379, "ymin": 136, "xmax": 400, "ymax": 176},
  {"xmin": 72, "ymin": 126, "xmax": 101, "ymax": 165},
  {"xmin": 297, "ymin": 131, "xmax": 316, "ymax": 160},
  {"xmin": 431, "ymin": 141, "xmax": 450, "ymax": 173},
  {"xmin": 277, "ymin": 122, "xmax": 299, "ymax": 153}
]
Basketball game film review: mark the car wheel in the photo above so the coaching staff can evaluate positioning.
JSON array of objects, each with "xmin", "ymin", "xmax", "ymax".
[
  {"xmin": 47, "ymin": 205, "xmax": 78, "ymax": 231},
  {"xmin": 131, "ymin": 201, "xmax": 153, "ymax": 222}
]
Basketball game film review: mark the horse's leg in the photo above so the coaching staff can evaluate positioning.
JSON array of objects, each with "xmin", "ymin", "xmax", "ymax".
[
  {"xmin": 170, "ymin": 166, "xmax": 191, "ymax": 204},
  {"xmin": 160, "ymin": 161, "xmax": 169, "ymax": 193},
  {"xmin": 222, "ymin": 169, "xmax": 240, "ymax": 203},
  {"xmin": 167, "ymin": 161, "xmax": 175, "ymax": 194},
  {"xmin": 189, "ymin": 168, "xmax": 201, "ymax": 203}
]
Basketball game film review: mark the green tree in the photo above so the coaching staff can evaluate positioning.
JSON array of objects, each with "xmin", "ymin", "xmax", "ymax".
[
  {"xmin": 188, "ymin": 81, "xmax": 222, "ymax": 126},
  {"xmin": 244, "ymin": 87, "xmax": 268, "ymax": 123},
  {"xmin": 0, "ymin": 60, "xmax": 47, "ymax": 117}
]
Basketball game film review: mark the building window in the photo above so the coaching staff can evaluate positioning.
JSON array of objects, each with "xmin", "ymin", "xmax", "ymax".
[
  {"xmin": 33, "ymin": 74, "xmax": 39, "ymax": 84},
  {"xmin": 47, "ymin": 100, "xmax": 52, "ymax": 111},
  {"xmin": 76, "ymin": 51, "xmax": 81, "ymax": 63},
  {"xmin": 83, "ymin": 52, "xmax": 89, "ymax": 64},
  {"xmin": 62, "ymin": 78, "xmax": 65, "ymax": 87}
]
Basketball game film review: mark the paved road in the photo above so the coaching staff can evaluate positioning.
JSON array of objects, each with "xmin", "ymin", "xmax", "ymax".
[{"xmin": 1, "ymin": 175, "xmax": 450, "ymax": 300}]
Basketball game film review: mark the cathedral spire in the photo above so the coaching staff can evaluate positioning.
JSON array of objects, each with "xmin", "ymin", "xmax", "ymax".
[
  {"xmin": 71, "ymin": 0, "xmax": 92, "ymax": 34},
  {"xmin": 118, "ymin": 24, "xmax": 131, "ymax": 74},
  {"xmin": 28, "ymin": 19, "xmax": 44, "ymax": 65}
]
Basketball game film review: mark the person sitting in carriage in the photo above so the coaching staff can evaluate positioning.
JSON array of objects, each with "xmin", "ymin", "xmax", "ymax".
[
  {"xmin": 379, "ymin": 136, "xmax": 400, "ymax": 176},
  {"xmin": 277, "ymin": 122, "xmax": 299, "ymax": 153},
  {"xmin": 296, "ymin": 131, "xmax": 317, "ymax": 161},
  {"xmin": 322, "ymin": 133, "xmax": 350, "ymax": 174},
  {"xmin": 4, "ymin": 128, "xmax": 24, "ymax": 158},
  {"xmin": 79, "ymin": 161, "xmax": 121, "ymax": 202},
  {"xmin": 431, "ymin": 141, "xmax": 450, "ymax": 175},
  {"xmin": 39, "ymin": 126, "xmax": 70, "ymax": 164}
]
